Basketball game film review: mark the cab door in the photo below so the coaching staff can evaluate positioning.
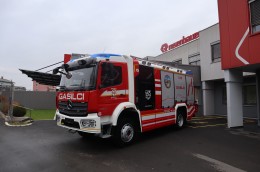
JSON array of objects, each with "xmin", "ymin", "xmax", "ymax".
[{"xmin": 97, "ymin": 61, "xmax": 129, "ymax": 116}]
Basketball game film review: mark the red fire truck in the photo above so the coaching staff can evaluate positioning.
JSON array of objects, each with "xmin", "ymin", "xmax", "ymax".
[{"xmin": 53, "ymin": 53, "xmax": 197, "ymax": 146}]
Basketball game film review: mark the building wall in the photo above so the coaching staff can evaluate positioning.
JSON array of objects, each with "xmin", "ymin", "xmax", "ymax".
[
  {"xmin": 155, "ymin": 39, "xmax": 200, "ymax": 63},
  {"xmin": 33, "ymin": 81, "xmax": 56, "ymax": 92},
  {"xmin": 218, "ymin": 0, "xmax": 260, "ymax": 69},
  {"xmin": 200, "ymin": 24, "xmax": 224, "ymax": 81},
  {"xmin": 155, "ymin": 24, "xmax": 223, "ymax": 82},
  {"xmin": 154, "ymin": 23, "xmax": 258, "ymax": 117},
  {"xmin": 214, "ymin": 79, "xmax": 257, "ymax": 118}
]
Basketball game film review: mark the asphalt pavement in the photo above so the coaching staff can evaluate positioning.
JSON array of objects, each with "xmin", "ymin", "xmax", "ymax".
[{"xmin": 0, "ymin": 116, "xmax": 260, "ymax": 172}]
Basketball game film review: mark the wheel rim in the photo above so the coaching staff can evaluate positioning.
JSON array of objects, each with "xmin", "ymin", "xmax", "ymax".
[
  {"xmin": 177, "ymin": 114, "xmax": 184, "ymax": 127},
  {"xmin": 121, "ymin": 123, "xmax": 134, "ymax": 143}
]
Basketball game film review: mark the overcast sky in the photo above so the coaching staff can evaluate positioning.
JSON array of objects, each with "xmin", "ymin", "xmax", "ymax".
[{"xmin": 0, "ymin": 0, "xmax": 219, "ymax": 90}]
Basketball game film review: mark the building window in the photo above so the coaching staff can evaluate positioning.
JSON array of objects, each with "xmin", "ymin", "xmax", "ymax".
[
  {"xmin": 173, "ymin": 59, "xmax": 182, "ymax": 64},
  {"xmin": 211, "ymin": 41, "xmax": 221, "ymax": 63},
  {"xmin": 243, "ymin": 85, "xmax": 257, "ymax": 105},
  {"xmin": 249, "ymin": 0, "xmax": 260, "ymax": 33},
  {"xmin": 188, "ymin": 53, "xmax": 200, "ymax": 66}
]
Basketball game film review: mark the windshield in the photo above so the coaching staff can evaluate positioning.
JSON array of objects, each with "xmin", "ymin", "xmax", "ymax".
[{"xmin": 59, "ymin": 66, "xmax": 97, "ymax": 91}]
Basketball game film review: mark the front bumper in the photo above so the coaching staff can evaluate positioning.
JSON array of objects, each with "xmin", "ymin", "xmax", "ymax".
[{"xmin": 55, "ymin": 110, "xmax": 101, "ymax": 134}]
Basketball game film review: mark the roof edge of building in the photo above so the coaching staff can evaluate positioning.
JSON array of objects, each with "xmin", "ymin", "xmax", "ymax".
[{"xmin": 198, "ymin": 22, "xmax": 219, "ymax": 33}]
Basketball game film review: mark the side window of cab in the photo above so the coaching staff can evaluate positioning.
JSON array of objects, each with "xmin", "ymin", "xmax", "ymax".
[{"xmin": 101, "ymin": 62, "xmax": 122, "ymax": 88}]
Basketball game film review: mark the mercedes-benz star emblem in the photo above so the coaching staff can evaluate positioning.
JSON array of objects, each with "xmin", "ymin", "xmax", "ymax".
[{"xmin": 67, "ymin": 99, "xmax": 73, "ymax": 110}]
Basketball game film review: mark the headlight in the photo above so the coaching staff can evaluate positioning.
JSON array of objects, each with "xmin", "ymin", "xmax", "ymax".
[{"xmin": 81, "ymin": 119, "xmax": 96, "ymax": 128}]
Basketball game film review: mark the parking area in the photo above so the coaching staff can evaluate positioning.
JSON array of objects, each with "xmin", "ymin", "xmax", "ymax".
[
  {"xmin": 1, "ymin": 116, "xmax": 260, "ymax": 172},
  {"xmin": 189, "ymin": 115, "xmax": 228, "ymax": 128},
  {"xmin": 189, "ymin": 115, "xmax": 259, "ymax": 129}
]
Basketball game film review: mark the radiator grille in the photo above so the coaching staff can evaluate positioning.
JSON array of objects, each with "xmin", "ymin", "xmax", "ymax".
[{"xmin": 58, "ymin": 101, "xmax": 87, "ymax": 117}]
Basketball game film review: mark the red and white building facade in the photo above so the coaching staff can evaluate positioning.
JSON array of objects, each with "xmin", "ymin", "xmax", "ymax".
[
  {"xmin": 218, "ymin": 0, "xmax": 260, "ymax": 127},
  {"xmin": 152, "ymin": 0, "xmax": 260, "ymax": 127}
]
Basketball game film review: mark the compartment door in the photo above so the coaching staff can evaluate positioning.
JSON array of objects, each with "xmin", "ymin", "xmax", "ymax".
[
  {"xmin": 135, "ymin": 65, "xmax": 155, "ymax": 111},
  {"xmin": 161, "ymin": 71, "xmax": 175, "ymax": 108},
  {"xmin": 174, "ymin": 74, "xmax": 187, "ymax": 102}
]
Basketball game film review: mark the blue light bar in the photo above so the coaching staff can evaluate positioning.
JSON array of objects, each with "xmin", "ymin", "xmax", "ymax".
[
  {"xmin": 90, "ymin": 53, "xmax": 121, "ymax": 58},
  {"xmin": 186, "ymin": 70, "xmax": 193, "ymax": 75}
]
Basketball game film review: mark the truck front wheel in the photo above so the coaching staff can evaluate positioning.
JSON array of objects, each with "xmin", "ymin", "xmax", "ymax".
[{"xmin": 113, "ymin": 118, "xmax": 136, "ymax": 146}]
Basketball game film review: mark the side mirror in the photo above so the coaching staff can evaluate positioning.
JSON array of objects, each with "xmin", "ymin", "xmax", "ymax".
[
  {"xmin": 52, "ymin": 66, "xmax": 72, "ymax": 78},
  {"xmin": 62, "ymin": 64, "xmax": 69, "ymax": 72},
  {"xmin": 53, "ymin": 68, "xmax": 59, "ymax": 74},
  {"xmin": 66, "ymin": 72, "xmax": 72, "ymax": 79}
]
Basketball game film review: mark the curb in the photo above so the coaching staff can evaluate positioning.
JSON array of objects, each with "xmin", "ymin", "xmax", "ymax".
[{"xmin": 4, "ymin": 121, "xmax": 33, "ymax": 127}]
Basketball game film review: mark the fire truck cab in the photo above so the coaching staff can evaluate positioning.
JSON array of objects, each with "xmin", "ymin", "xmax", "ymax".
[{"xmin": 54, "ymin": 53, "xmax": 197, "ymax": 146}]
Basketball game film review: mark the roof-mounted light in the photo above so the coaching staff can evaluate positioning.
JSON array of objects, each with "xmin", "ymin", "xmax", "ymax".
[
  {"xmin": 90, "ymin": 53, "xmax": 121, "ymax": 58},
  {"xmin": 186, "ymin": 71, "xmax": 193, "ymax": 75}
]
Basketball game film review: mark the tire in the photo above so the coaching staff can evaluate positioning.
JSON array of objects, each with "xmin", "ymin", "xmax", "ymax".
[
  {"xmin": 78, "ymin": 131, "xmax": 93, "ymax": 138},
  {"xmin": 113, "ymin": 118, "xmax": 136, "ymax": 147},
  {"xmin": 176, "ymin": 111, "xmax": 185, "ymax": 129}
]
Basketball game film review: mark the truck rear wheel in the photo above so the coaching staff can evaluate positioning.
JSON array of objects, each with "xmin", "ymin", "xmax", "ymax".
[
  {"xmin": 176, "ymin": 111, "xmax": 185, "ymax": 128},
  {"xmin": 113, "ymin": 118, "xmax": 136, "ymax": 147}
]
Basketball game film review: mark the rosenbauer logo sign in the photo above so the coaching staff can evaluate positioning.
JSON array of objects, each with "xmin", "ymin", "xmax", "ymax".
[{"xmin": 161, "ymin": 32, "xmax": 199, "ymax": 53}]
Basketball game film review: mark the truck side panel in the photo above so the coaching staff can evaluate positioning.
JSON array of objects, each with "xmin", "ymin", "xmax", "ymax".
[
  {"xmin": 161, "ymin": 71, "xmax": 175, "ymax": 108},
  {"xmin": 174, "ymin": 74, "xmax": 187, "ymax": 102}
]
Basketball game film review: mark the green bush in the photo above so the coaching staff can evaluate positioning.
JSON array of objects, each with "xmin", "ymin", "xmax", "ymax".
[{"xmin": 13, "ymin": 106, "xmax": 26, "ymax": 117}]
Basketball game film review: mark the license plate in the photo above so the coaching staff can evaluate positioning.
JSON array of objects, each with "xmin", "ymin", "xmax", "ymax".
[{"xmin": 64, "ymin": 118, "xmax": 74, "ymax": 124}]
